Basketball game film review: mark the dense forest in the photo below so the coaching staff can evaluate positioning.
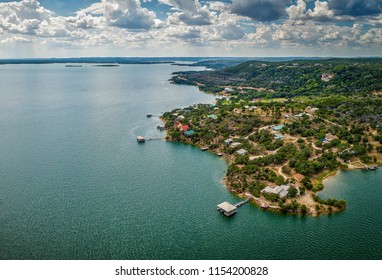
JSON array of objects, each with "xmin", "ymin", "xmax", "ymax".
[{"xmin": 172, "ymin": 58, "xmax": 382, "ymax": 97}]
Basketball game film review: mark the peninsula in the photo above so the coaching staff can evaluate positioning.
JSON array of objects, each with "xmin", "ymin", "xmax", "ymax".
[{"xmin": 162, "ymin": 58, "xmax": 382, "ymax": 216}]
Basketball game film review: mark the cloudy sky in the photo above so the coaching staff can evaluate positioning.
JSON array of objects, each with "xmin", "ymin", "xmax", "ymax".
[{"xmin": 0, "ymin": 0, "xmax": 381, "ymax": 58}]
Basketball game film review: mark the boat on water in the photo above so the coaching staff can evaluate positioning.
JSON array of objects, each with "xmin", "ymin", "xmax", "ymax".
[
  {"xmin": 136, "ymin": 136, "xmax": 145, "ymax": 143},
  {"xmin": 147, "ymin": 113, "xmax": 152, "ymax": 118}
]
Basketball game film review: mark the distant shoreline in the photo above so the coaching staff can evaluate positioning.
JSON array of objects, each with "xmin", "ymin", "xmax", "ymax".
[{"xmin": 3, "ymin": 56, "xmax": 381, "ymax": 65}]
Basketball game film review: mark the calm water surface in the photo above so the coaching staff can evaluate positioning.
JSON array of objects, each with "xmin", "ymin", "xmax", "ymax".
[{"xmin": 0, "ymin": 64, "xmax": 381, "ymax": 259}]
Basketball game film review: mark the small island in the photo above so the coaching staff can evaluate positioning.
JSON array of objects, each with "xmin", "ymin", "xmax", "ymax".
[{"xmin": 162, "ymin": 58, "xmax": 382, "ymax": 216}]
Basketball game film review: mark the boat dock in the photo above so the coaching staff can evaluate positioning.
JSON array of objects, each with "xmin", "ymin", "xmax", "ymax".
[{"xmin": 217, "ymin": 195, "xmax": 253, "ymax": 217}]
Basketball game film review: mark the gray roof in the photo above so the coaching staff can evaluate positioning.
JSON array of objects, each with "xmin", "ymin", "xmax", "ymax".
[
  {"xmin": 230, "ymin": 142, "xmax": 241, "ymax": 148},
  {"xmin": 217, "ymin": 202, "xmax": 237, "ymax": 212},
  {"xmin": 236, "ymin": 148, "xmax": 248, "ymax": 155},
  {"xmin": 279, "ymin": 190, "xmax": 289, "ymax": 198},
  {"xmin": 261, "ymin": 185, "xmax": 290, "ymax": 197}
]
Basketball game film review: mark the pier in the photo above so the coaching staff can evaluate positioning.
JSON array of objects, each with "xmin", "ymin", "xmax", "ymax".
[{"xmin": 234, "ymin": 197, "xmax": 252, "ymax": 208}]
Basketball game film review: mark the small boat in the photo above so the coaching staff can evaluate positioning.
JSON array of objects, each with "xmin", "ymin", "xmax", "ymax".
[
  {"xmin": 136, "ymin": 136, "xmax": 145, "ymax": 143},
  {"xmin": 217, "ymin": 153, "xmax": 223, "ymax": 157},
  {"xmin": 201, "ymin": 147, "xmax": 208, "ymax": 151},
  {"xmin": 146, "ymin": 113, "xmax": 152, "ymax": 118}
]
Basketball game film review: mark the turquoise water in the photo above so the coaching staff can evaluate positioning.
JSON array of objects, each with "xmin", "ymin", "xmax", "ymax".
[{"xmin": 0, "ymin": 64, "xmax": 381, "ymax": 260}]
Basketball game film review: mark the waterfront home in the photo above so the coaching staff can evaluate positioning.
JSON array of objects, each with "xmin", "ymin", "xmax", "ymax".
[
  {"xmin": 208, "ymin": 114, "xmax": 218, "ymax": 120},
  {"xmin": 322, "ymin": 133, "xmax": 337, "ymax": 144},
  {"xmin": 274, "ymin": 133, "xmax": 284, "ymax": 140},
  {"xmin": 310, "ymin": 107, "xmax": 319, "ymax": 113},
  {"xmin": 325, "ymin": 133, "xmax": 337, "ymax": 142},
  {"xmin": 321, "ymin": 73, "xmax": 334, "ymax": 82},
  {"xmin": 293, "ymin": 173, "xmax": 305, "ymax": 182},
  {"xmin": 184, "ymin": 130, "xmax": 195, "ymax": 137},
  {"xmin": 230, "ymin": 142, "xmax": 241, "ymax": 148},
  {"xmin": 175, "ymin": 121, "xmax": 182, "ymax": 130},
  {"xmin": 272, "ymin": 125, "xmax": 285, "ymax": 131},
  {"xmin": 261, "ymin": 185, "xmax": 290, "ymax": 198},
  {"xmin": 181, "ymin": 125, "xmax": 189, "ymax": 132},
  {"xmin": 177, "ymin": 115, "xmax": 185, "ymax": 121},
  {"xmin": 295, "ymin": 113, "xmax": 307, "ymax": 118},
  {"xmin": 217, "ymin": 202, "xmax": 237, "ymax": 217},
  {"xmin": 236, "ymin": 149, "xmax": 248, "ymax": 156},
  {"xmin": 224, "ymin": 138, "xmax": 233, "ymax": 145},
  {"xmin": 224, "ymin": 87, "xmax": 234, "ymax": 93}
]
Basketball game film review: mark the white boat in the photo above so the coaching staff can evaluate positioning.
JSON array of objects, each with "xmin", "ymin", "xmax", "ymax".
[{"xmin": 136, "ymin": 136, "xmax": 145, "ymax": 143}]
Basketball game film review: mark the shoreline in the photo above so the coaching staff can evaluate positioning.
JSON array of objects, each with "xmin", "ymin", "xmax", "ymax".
[
  {"xmin": 161, "ymin": 68, "xmax": 381, "ymax": 216},
  {"xmin": 163, "ymin": 134, "xmax": 350, "ymax": 216}
]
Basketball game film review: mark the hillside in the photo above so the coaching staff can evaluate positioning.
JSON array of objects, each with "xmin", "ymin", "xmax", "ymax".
[{"xmin": 171, "ymin": 58, "xmax": 382, "ymax": 98}]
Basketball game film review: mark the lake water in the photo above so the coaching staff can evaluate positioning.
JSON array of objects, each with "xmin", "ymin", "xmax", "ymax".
[{"xmin": 0, "ymin": 64, "xmax": 381, "ymax": 260}]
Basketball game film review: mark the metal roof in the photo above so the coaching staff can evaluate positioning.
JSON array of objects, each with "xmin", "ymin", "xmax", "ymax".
[{"xmin": 217, "ymin": 202, "xmax": 237, "ymax": 212}]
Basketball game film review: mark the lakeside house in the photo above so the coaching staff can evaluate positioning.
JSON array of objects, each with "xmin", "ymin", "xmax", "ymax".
[
  {"xmin": 184, "ymin": 130, "xmax": 195, "ymax": 137},
  {"xmin": 208, "ymin": 114, "xmax": 218, "ymax": 120},
  {"xmin": 305, "ymin": 106, "xmax": 319, "ymax": 113},
  {"xmin": 274, "ymin": 133, "xmax": 284, "ymax": 140},
  {"xmin": 224, "ymin": 138, "xmax": 233, "ymax": 145},
  {"xmin": 224, "ymin": 87, "xmax": 234, "ymax": 93},
  {"xmin": 293, "ymin": 173, "xmax": 305, "ymax": 182},
  {"xmin": 181, "ymin": 125, "xmax": 189, "ymax": 132},
  {"xmin": 261, "ymin": 185, "xmax": 290, "ymax": 198},
  {"xmin": 295, "ymin": 113, "xmax": 307, "ymax": 118},
  {"xmin": 321, "ymin": 73, "xmax": 334, "ymax": 82},
  {"xmin": 236, "ymin": 148, "xmax": 248, "ymax": 156},
  {"xmin": 322, "ymin": 133, "xmax": 337, "ymax": 144},
  {"xmin": 230, "ymin": 142, "xmax": 242, "ymax": 148},
  {"xmin": 272, "ymin": 125, "xmax": 285, "ymax": 131}
]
